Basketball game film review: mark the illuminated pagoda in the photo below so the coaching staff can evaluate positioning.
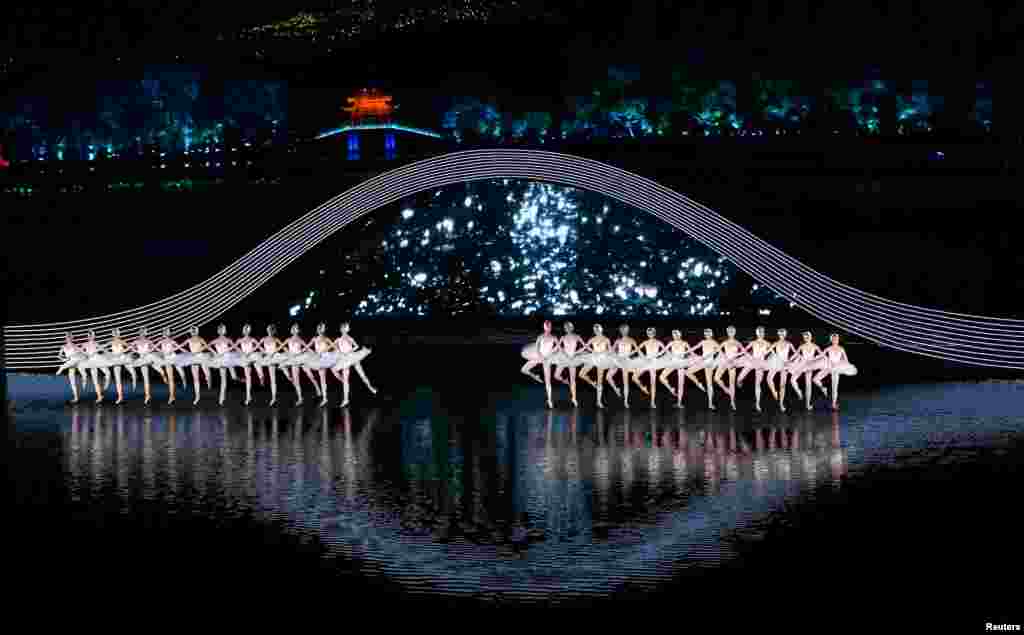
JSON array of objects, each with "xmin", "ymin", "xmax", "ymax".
[{"xmin": 314, "ymin": 88, "xmax": 446, "ymax": 161}]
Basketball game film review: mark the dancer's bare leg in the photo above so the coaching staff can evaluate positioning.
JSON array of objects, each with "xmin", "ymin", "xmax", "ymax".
[
  {"xmin": 713, "ymin": 366, "xmax": 732, "ymax": 401},
  {"xmin": 125, "ymin": 364, "xmax": 137, "ymax": 392},
  {"xmin": 765, "ymin": 370, "xmax": 780, "ymax": 401},
  {"xmin": 814, "ymin": 368, "xmax": 841, "ymax": 410},
  {"xmin": 91, "ymin": 368, "xmax": 104, "ymax": 403},
  {"xmin": 219, "ymin": 368, "xmax": 228, "ymax": 405},
  {"xmin": 67, "ymin": 369, "xmax": 80, "ymax": 404},
  {"xmin": 632, "ymin": 370, "xmax": 649, "ymax": 396},
  {"xmin": 191, "ymin": 365, "xmax": 203, "ymax": 405},
  {"xmin": 303, "ymin": 367, "xmax": 321, "ymax": 398},
  {"xmin": 339, "ymin": 368, "xmax": 351, "ymax": 407},
  {"xmin": 684, "ymin": 366, "xmax": 706, "ymax": 395},
  {"xmin": 804, "ymin": 372, "xmax": 813, "ymax": 410},
  {"xmin": 648, "ymin": 370, "xmax": 657, "ymax": 408},
  {"xmin": 318, "ymin": 369, "xmax": 329, "ymax": 407},
  {"xmin": 789, "ymin": 371, "xmax": 804, "ymax": 400},
  {"xmin": 595, "ymin": 369, "xmax": 606, "ymax": 409},
  {"xmin": 167, "ymin": 365, "xmax": 177, "ymax": 405},
  {"xmin": 353, "ymin": 362, "xmax": 376, "ymax": 394},
  {"xmin": 100, "ymin": 367, "xmax": 111, "ymax": 393},
  {"xmin": 812, "ymin": 370, "xmax": 829, "ymax": 398},
  {"xmin": 658, "ymin": 368, "xmax": 677, "ymax": 400},
  {"xmin": 542, "ymin": 362, "xmax": 554, "ymax": 408},
  {"xmin": 753, "ymin": 370, "xmax": 764, "ymax": 411},
  {"xmin": 113, "ymin": 366, "xmax": 125, "ymax": 404},
  {"xmin": 703, "ymin": 368, "xmax": 715, "ymax": 410},
  {"xmin": 243, "ymin": 365, "xmax": 253, "ymax": 405},
  {"xmin": 253, "ymin": 364, "xmax": 265, "ymax": 387},
  {"xmin": 727, "ymin": 369, "xmax": 737, "ymax": 409},
  {"xmin": 620, "ymin": 368, "xmax": 630, "ymax": 407},
  {"xmin": 778, "ymin": 371, "xmax": 789, "ymax": 412},
  {"xmin": 676, "ymin": 369, "xmax": 685, "ymax": 408},
  {"xmin": 141, "ymin": 366, "xmax": 152, "ymax": 405},
  {"xmin": 568, "ymin": 366, "xmax": 578, "ymax": 406},
  {"xmin": 579, "ymin": 365, "xmax": 597, "ymax": 389},
  {"xmin": 521, "ymin": 360, "xmax": 543, "ymax": 384},
  {"xmin": 268, "ymin": 365, "xmax": 279, "ymax": 406},
  {"xmin": 291, "ymin": 366, "xmax": 304, "ymax": 406},
  {"xmin": 605, "ymin": 368, "xmax": 623, "ymax": 400}
]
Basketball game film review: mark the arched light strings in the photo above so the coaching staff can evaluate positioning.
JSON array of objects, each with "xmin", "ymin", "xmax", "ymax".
[{"xmin": 5, "ymin": 149, "xmax": 1024, "ymax": 369}]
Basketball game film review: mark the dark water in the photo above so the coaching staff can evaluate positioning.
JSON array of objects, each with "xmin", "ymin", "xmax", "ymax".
[{"xmin": 8, "ymin": 349, "xmax": 1024, "ymax": 625}]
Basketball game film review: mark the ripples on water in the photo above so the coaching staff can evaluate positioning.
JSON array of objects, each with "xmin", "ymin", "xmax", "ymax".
[{"xmin": 10, "ymin": 377, "xmax": 1024, "ymax": 614}]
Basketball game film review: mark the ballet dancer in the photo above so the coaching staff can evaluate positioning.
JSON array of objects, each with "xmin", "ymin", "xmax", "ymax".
[
  {"xmin": 183, "ymin": 326, "xmax": 215, "ymax": 405},
  {"xmin": 713, "ymin": 326, "xmax": 745, "ymax": 411},
  {"xmin": 736, "ymin": 327, "xmax": 772, "ymax": 412},
  {"xmin": 127, "ymin": 327, "xmax": 164, "ymax": 405},
  {"xmin": 789, "ymin": 331, "xmax": 829, "ymax": 411},
  {"xmin": 207, "ymin": 324, "xmax": 244, "ymax": 405},
  {"xmin": 635, "ymin": 328, "xmax": 668, "ymax": 408},
  {"xmin": 107, "ymin": 328, "xmax": 139, "ymax": 404},
  {"xmin": 606, "ymin": 324, "xmax": 641, "ymax": 407},
  {"xmin": 658, "ymin": 330, "xmax": 706, "ymax": 408},
  {"xmin": 813, "ymin": 334, "xmax": 858, "ymax": 410},
  {"xmin": 235, "ymin": 324, "xmax": 263, "ymax": 405},
  {"xmin": 578, "ymin": 324, "xmax": 615, "ymax": 409},
  {"xmin": 78, "ymin": 330, "xmax": 114, "ymax": 403},
  {"xmin": 552, "ymin": 322, "xmax": 587, "ymax": 407},
  {"xmin": 330, "ymin": 322, "xmax": 377, "ymax": 407},
  {"xmin": 304, "ymin": 323, "xmax": 341, "ymax": 407},
  {"xmin": 520, "ymin": 320, "xmax": 561, "ymax": 407},
  {"xmin": 520, "ymin": 320, "xmax": 553, "ymax": 385},
  {"xmin": 279, "ymin": 324, "xmax": 320, "ymax": 406},
  {"xmin": 155, "ymin": 327, "xmax": 190, "ymax": 404},
  {"xmin": 765, "ymin": 329, "xmax": 798, "ymax": 412},
  {"xmin": 257, "ymin": 325, "xmax": 287, "ymax": 405},
  {"xmin": 57, "ymin": 333, "xmax": 86, "ymax": 403},
  {"xmin": 685, "ymin": 329, "xmax": 721, "ymax": 410}
]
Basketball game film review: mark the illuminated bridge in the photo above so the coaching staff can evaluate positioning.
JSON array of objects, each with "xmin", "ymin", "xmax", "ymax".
[{"xmin": 4, "ymin": 148, "xmax": 1024, "ymax": 370}]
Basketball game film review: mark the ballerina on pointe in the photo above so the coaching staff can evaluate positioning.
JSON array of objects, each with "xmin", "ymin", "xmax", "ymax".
[
  {"xmin": 520, "ymin": 320, "xmax": 561, "ymax": 407},
  {"xmin": 788, "ymin": 331, "xmax": 830, "ymax": 411},
  {"xmin": 235, "ymin": 324, "xmax": 264, "ymax": 406},
  {"xmin": 606, "ymin": 324, "xmax": 642, "ymax": 407},
  {"xmin": 127, "ymin": 327, "xmax": 167, "ymax": 405},
  {"xmin": 303, "ymin": 323, "xmax": 342, "ymax": 407},
  {"xmin": 765, "ymin": 328, "xmax": 797, "ymax": 412},
  {"xmin": 182, "ymin": 326, "xmax": 215, "ymax": 405},
  {"xmin": 57, "ymin": 333, "xmax": 87, "ymax": 403},
  {"xmin": 735, "ymin": 326, "xmax": 773, "ymax": 412},
  {"xmin": 330, "ymin": 322, "xmax": 377, "ymax": 408},
  {"xmin": 685, "ymin": 329, "xmax": 721, "ymax": 410},
  {"xmin": 712, "ymin": 326, "xmax": 746, "ymax": 411},
  {"xmin": 256, "ymin": 325, "xmax": 286, "ymax": 406},
  {"xmin": 552, "ymin": 322, "xmax": 587, "ymax": 407},
  {"xmin": 279, "ymin": 324, "xmax": 321, "ymax": 406},
  {"xmin": 106, "ymin": 327, "xmax": 140, "ymax": 404},
  {"xmin": 813, "ymin": 334, "xmax": 858, "ymax": 411},
  {"xmin": 207, "ymin": 324, "xmax": 245, "ymax": 405},
  {"xmin": 658, "ymin": 329, "xmax": 706, "ymax": 408},
  {"xmin": 154, "ymin": 327, "xmax": 190, "ymax": 404},
  {"xmin": 78, "ymin": 330, "xmax": 114, "ymax": 403},
  {"xmin": 635, "ymin": 327, "xmax": 669, "ymax": 409},
  {"xmin": 578, "ymin": 324, "xmax": 615, "ymax": 409}
]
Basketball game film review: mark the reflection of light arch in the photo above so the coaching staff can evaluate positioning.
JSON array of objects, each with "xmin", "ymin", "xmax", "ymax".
[
  {"xmin": 5, "ymin": 149, "xmax": 1024, "ymax": 369},
  {"xmin": 315, "ymin": 123, "xmax": 444, "ymax": 140}
]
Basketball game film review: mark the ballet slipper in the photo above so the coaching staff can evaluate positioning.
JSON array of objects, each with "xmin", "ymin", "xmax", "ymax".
[
  {"xmin": 367, "ymin": 385, "xmax": 377, "ymax": 395},
  {"xmin": 269, "ymin": 398, "xmax": 277, "ymax": 406},
  {"xmin": 296, "ymin": 398, "xmax": 304, "ymax": 406},
  {"xmin": 340, "ymin": 399, "xmax": 349, "ymax": 408},
  {"xmin": 116, "ymin": 397, "xmax": 124, "ymax": 405},
  {"xmin": 546, "ymin": 399, "xmax": 553, "ymax": 408},
  {"xmin": 144, "ymin": 395, "xmax": 151, "ymax": 405},
  {"xmin": 571, "ymin": 398, "xmax": 578, "ymax": 407}
]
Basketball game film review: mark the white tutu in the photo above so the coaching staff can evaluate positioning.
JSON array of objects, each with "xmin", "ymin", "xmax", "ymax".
[
  {"xmin": 825, "ymin": 360, "xmax": 858, "ymax": 376},
  {"xmin": 576, "ymin": 350, "xmax": 618, "ymax": 370},
  {"xmin": 277, "ymin": 351, "xmax": 311, "ymax": 367},
  {"xmin": 714, "ymin": 352, "xmax": 746, "ymax": 370},
  {"xmin": 788, "ymin": 356, "xmax": 828, "ymax": 374},
  {"xmin": 521, "ymin": 343, "xmax": 561, "ymax": 364},
  {"xmin": 129, "ymin": 352, "xmax": 166, "ymax": 369},
  {"xmin": 660, "ymin": 352, "xmax": 698, "ymax": 370},
  {"xmin": 333, "ymin": 348, "xmax": 372, "ymax": 370},
  {"xmin": 735, "ymin": 355, "xmax": 770, "ymax": 372},
  {"xmin": 206, "ymin": 351, "xmax": 247, "ymax": 369},
  {"xmin": 79, "ymin": 353, "xmax": 118, "ymax": 370},
  {"xmin": 57, "ymin": 352, "xmax": 89, "ymax": 374},
  {"xmin": 301, "ymin": 352, "xmax": 342, "ymax": 370},
  {"xmin": 551, "ymin": 351, "xmax": 589, "ymax": 368},
  {"xmin": 171, "ymin": 352, "xmax": 208, "ymax": 368},
  {"xmin": 764, "ymin": 354, "xmax": 789, "ymax": 372}
]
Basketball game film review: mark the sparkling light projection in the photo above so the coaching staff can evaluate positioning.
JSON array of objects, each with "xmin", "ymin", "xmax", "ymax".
[
  {"xmin": 6, "ymin": 149, "xmax": 1024, "ymax": 369},
  {"xmin": 303, "ymin": 180, "xmax": 741, "ymax": 319}
]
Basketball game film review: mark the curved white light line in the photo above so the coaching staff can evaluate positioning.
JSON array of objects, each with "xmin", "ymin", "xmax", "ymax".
[
  {"xmin": 2, "ymin": 153, "xmax": 1024, "ymax": 364},
  {"xmin": 4, "ymin": 150, "xmax": 1023, "ymax": 370}
]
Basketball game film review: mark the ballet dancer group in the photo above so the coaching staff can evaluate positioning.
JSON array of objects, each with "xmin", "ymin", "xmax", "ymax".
[
  {"xmin": 521, "ymin": 321, "xmax": 857, "ymax": 412},
  {"xmin": 56, "ymin": 322, "xmax": 377, "ymax": 407}
]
